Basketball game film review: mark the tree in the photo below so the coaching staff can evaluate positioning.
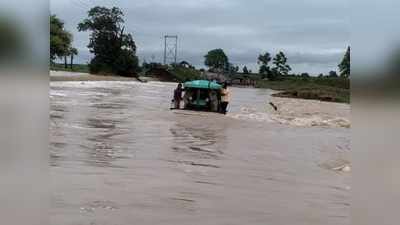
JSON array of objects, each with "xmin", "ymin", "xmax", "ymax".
[
  {"xmin": 69, "ymin": 47, "xmax": 78, "ymax": 69},
  {"xmin": 318, "ymin": 73, "xmax": 324, "ymax": 78},
  {"xmin": 329, "ymin": 70, "xmax": 338, "ymax": 77},
  {"xmin": 204, "ymin": 48, "xmax": 228, "ymax": 72},
  {"xmin": 242, "ymin": 66, "xmax": 249, "ymax": 74},
  {"xmin": 78, "ymin": 6, "xmax": 138, "ymax": 76},
  {"xmin": 268, "ymin": 67, "xmax": 279, "ymax": 80},
  {"xmin": 50, "ymin": 15, "xmax": 72, "ymax": 62},
  {"xmin": 272, "ymin": 51, "xmax": 292, "ymax": 76},
  {"xmin": 258, "ymin": 52, "xmax": 271, "ymax": 65},
  {"xmin": 259, "ymin": 65, "xmax": 269, "ymax": 78},
  {"xmin": 338, "ymin": 46, "xmax": 350, "ymax": 78},
  {"xmin": 221, "ymin": 63, "xmax": 238, "ymax": 76},
  {"xmin": 258, "ymin": 52, "xmax": 272, "ymax": 78},
  {"xmin": 300, "ymin": 72, "xmax": 310, "ymax": 78},
  {"xmin": 64, "ymin": 52, "xmax": 68, "ymax": 69}
]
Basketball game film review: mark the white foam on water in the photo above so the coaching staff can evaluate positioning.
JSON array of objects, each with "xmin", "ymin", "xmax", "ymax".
[
  {"xmin": 271, "ymin": 115, "xmax": 351, "ymax": 128},
  {"xmin": 227, "ymin": 106, "xmax": 275, "ymax": 122},
  {"xmin": 227, "ymin": 97, "xmax": 350, "ymax": 128},
  {"xmin": 49, "ymin": 91, "xmax": 67, "ymax": 98}
]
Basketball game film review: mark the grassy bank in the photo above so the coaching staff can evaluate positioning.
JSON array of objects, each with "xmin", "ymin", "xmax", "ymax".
[
  {"xmin": 255, "ymin": 77, "xmax": 350, "ymax": 103},
  {"xmin": 51, "ymin": 63, "xmax": 90, "ymax": 73}
]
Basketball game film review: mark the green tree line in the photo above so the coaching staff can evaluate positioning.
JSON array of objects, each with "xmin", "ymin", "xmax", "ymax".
[{"xmin": 203, "ymin": 47, "xmax": 350, "ymax": 80}]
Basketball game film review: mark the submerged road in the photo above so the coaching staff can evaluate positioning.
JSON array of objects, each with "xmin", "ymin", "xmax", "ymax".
[{"xmin": 50, "ymin": 81, "xmax": 350, "ymax": 225}]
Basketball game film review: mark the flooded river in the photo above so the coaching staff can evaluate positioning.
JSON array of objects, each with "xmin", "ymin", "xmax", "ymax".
[{"xmin": 50, "ymin": 81, "xmax": 350, "ymax": 225}]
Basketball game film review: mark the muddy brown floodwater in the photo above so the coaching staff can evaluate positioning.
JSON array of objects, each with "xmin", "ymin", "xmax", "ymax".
[{"xmin": 50, "ymin": 81, "xmax": 350, "ymax": 225}]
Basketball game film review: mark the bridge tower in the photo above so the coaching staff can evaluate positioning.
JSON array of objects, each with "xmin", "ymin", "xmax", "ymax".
[{"xmin": 163, "ymin": 35, "xmax": 178, "ymax": 65}]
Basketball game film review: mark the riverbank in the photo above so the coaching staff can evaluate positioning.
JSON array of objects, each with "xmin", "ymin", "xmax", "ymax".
[
  {"xmin": 51, "ymin": 63, "xmax": 90, "ymax": 73},
  {"xmin": 226, "ymin": 87, "xmax": 350, "ymax": 128},
  {"xmin": 255, "ymin": 78, "xmax": 350, "ymax": 103}
]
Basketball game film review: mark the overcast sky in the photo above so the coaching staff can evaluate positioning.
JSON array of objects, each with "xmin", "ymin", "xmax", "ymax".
[{"xmin": 51, "ymin": 0, "xmax": 349, "ymax": 74}]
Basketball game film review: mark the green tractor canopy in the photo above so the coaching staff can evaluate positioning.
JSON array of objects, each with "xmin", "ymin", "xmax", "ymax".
[
  {"xmin": 184, "ymin": 80, "xmax": 222, "ymax": 90},
  {"xmin": 182, "ymin": 80, "xmax": 222, "ymax": 111}
]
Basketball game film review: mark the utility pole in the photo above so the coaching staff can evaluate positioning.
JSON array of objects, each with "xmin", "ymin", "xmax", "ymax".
[
  {"xmin": 163, "ymin": 35, "xmax": 178, "ymax": 65},
  {"xmin": 164, "ymin": 36, "xmax": 167, "ymax": 64}
]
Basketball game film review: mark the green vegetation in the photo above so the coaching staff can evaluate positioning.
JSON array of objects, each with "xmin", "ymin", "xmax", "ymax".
[
  {"xmin": 204, "ymin": 48, "xmax": 229, "ymax": 72},
  {"xmin": 169, "ymin": 66, "xmax": 202, "ymax": 82},
  {"xmin": 51, "ymin": 63, "xmax": 90, "ymax": 73},
  {"xmin": 258, "ymin": 52, "xmax": 271, "ymax": 79},
  {"xmin": 255, "ymin": 76, "xmax": 350, "ymax": 103},
  {"xmin": 338, "ymin": 46, "xmax": 350, "ymax": 78},
  {"xmin": 200, "ymin": 47, "xmax": 349, "ymax": 103},
  {"xmin": 237, "ymin": 48, "xmax": 349, "ymax": 103},
  {"xmin": 203, "ymin": 48, "xmax": 238, "ymax": 75},
  {"xmin": 329, "ymin": 70, "xmax": 338, "ymax": 77},
  {"xmin": 272, "ymin": 51, "xmax": 292, "ymax": 76},
  {"xmin": 78, "ymin": 6, "xmax": 138, "ymax": 76},
  {"xmin": 50, "ymin": 15, "xmax": 76, "ymax": 65},
  {"xmin": 139, "ymin": 62, "xmax": 201, "ymax": 82},
  {"xmin": 256, "ymin": 51, "xmax": 292, "ymax": 80},
  {"xmin": 242, "ymin": 66, "xmax": 249, "ymax": 74},
  {"xmin": 68, "ymin": 47, "xmax": 78, "ymax": 69}
]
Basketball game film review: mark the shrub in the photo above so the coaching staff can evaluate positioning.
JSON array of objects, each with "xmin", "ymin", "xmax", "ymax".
[
  {"xmin": 170, "ymin": 66, "xmax": 202, "ymax": 82},
  {"xmin": 112, "ymin": 50, "xmax": 139, "ymax": 77}
]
